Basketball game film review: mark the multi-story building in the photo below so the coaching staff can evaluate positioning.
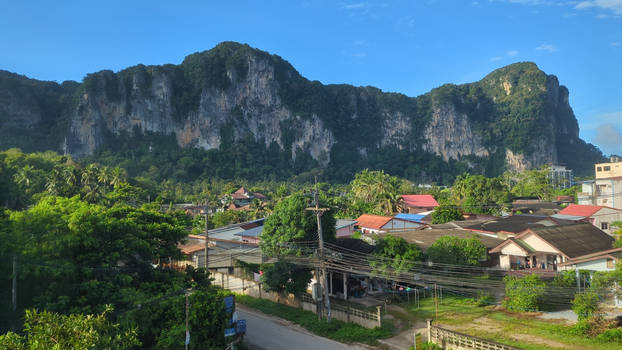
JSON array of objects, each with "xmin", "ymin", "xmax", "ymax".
[
  {"xmin": 578, "ymin": 157, "xmax": 622, "ymax": 210},
  {"xmin": 549, "ymin": 164, "xmax": 574, "ymax": 190}
]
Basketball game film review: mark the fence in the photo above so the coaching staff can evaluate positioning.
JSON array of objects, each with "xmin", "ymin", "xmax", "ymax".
[
  {"xmin": 211, "ymin": 271, "xmax": 381, "ymax": 328},
  {"xmin": 428, "ymin": 320, "xmax": 523, "ymax": 350},
  {"xmin": 300, "ymin": 293, "xmax": 381, "ymax": 328}
]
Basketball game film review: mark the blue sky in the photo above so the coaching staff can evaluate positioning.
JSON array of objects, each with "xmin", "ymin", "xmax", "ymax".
[{"xmin": 1, "ymin": 0, "xmax": 621, "ymax": 155}]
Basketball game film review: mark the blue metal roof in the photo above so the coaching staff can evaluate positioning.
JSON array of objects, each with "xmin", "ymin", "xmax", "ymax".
[
  {"xmin": 394, "ymin": 213, "xmax": 426, "ymax": 223},
  {"xmin": 234, "ymin": 225, "xmax": 263, "ymax": 238}
]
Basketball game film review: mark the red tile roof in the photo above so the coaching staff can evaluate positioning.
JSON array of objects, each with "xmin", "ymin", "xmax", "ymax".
[
  {"xmin": 402, "ymin": 195, "xmax": 439, "ymax": 208},
  {"xmin": 355, "ymin": 214, "xmax": 393, "ymax": 230},
  {"xmin": 558, "ymin": 204, "xmax": 604, "ymax": 217}
]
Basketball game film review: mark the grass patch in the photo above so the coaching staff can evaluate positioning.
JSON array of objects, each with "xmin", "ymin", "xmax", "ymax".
[
  {"xmin": 236, "ymin": 294, "xmax": 394, "ymax": 344},
  {"xmin": 397, "ymin": 296, "xmax": 621, "ymax": 350}
]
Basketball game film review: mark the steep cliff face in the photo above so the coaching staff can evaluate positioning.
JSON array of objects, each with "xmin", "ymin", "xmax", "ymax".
[
  {"xmin": 0, "ymin": 42, "xmax": 604, "ymax": 181},
  {"xmin": 66, "ymin": 47, "xmax": 335, "ymax": 165}
]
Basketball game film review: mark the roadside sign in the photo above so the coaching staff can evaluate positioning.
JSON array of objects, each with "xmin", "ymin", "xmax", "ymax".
[
  {"xmin": 225, "ymin": 328, "xmax": 236, "ymax": 337},
  {"xmin": 224, "ymin": 295, "xmax": 235, "ymax": 313},
  {"xmin": 236, "ymin": 319, "xmax": 246, "ymax": 334}
]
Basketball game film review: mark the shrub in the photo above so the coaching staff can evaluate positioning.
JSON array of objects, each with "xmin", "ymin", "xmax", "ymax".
[
  {"xmin": 572, "ymin": 291, "xmax": 600, "ymax": 321},
  {"xmin": 503, "ymin": 274, "xmax": 546, "ymax": 311},
  {"xmin": 596, "ymin": 328, "xmax": 622, "ymax": 343}
]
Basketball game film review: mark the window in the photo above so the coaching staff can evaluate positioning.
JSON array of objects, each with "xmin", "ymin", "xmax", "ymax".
[
  {"xmin": 604, "ymin": 166, "xmax": 611, "ymax": 171},
  {"xmin": 607, "ymin": 259, "xmax": 614, "ymax": 269},
  {"xmin": 602, "ymin": 222, "xmax": 609, "ymax": 230},
  {"xmin": 597, "ymin": 167, "xmax": 602, "ymax": 171}
]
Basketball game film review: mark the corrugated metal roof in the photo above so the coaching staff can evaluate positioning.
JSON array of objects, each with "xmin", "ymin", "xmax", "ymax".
[
  {"xmin": 336, "ymin": 219, "xmax": 356, "ymax": 229},
  {"xmin": 551, "ymin": 214, "xmax": 586, "ymax": 221},
  {"xmin": 394, "ymin": 213, "xmax": 425, "ymax": 223},
  {"xmin": 402, "ymin": 195, "xmax": 439, "ymax": 208},
  {"xmin": 356, "ymin": 214, "xmax": 393, "ymax": 230},
  {"xmin": 558, "ymin": 204, "xmax": 604, "ymax": 217}
]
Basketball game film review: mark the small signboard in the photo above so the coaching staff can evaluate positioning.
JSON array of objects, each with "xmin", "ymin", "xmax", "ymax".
[
  {"xmin": 224, "ymin": 295, "xmax": 235, "ymax": 313},
  {"xmin": 236, "ymin": 319, "xmax": 247, "ymax": 334},
  {"xmin": 224, "ymin": 327, "xmax": 236, "ymax": 337}
]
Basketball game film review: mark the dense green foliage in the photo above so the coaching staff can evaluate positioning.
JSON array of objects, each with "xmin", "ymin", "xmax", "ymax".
[
  {"xmin": 0, "ymin": 307, "xmax": 140, "ymax": 350},
  {"xmin": 259, "ymin": 193, "xmax": 336, "ymax": 257},
  {"xmin": 0, "ymin": 44, "xmax": 606, "ymax": 187},
  {"xmin": 348, "ymin": 169, "xmax": 412, "ymax": 215},
  {"xmin": 505, "ymin": 166, "xmax": 555, "ymax": 200},
  {"xmin": 572, "ymin": 291, "xmax": 600, "ymax": 321},
  {"xmin": 426, "ymin": 236, "xmax": 487, "ymax": 266},
  {"xmin": 430, "ymin": 204, "xmax": 464, "ymax": 224},
  {"xmin": 452, "ymin": 173, "xmax": 511, "ymax": 214},
  {"xmin": 371, "ymin": 235, "xmax": 423, "ymax": 276},
  {"xmin": 503, "ymin": 274, "xmax": 546, "ymax": 311},
  {"xmin": 260, "ymin": 261, "xmax": 312, "ymax": 295}
]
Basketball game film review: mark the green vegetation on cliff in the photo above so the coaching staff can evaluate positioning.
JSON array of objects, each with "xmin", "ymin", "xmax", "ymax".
[{"xmin": 0, "ymin": 43, "xmax": 605, "ymax": 184}]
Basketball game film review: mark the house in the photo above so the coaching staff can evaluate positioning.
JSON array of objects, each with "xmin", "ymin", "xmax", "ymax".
[
  {"xmin": 384, "ymin": 228, "xmax": 504, "ymax": 267},
  {"xmin": 559, "ymin": 247, "xmax": 622, "ymax": 272},
  {"xmin": 335, "ymin": 219, "xmax": 356, "ymax": 237},
  {"xmin": 401, "ymin": 195, "xmax": 439, "ymax": 214},
  {"xmin": 490, "ymin": 223, "xmax": 615, "ymax": 271},
  {"xmin": 462, "ymin": 214, "xmax": 574, "ymax": 237},
  {"xmin": 552, "ymin": 204, "xmax": 622, "ymax": 235},
  {"xmin": 355, "ymin": 214, "xmax": 424, "ymax": 234},
  {"xmin": 559, "ymin": 246, "xmax": 622, "ymax": 307},
  {"xmin": 577, "ymin": 158, "xmax": 622, "ymax": 209},
  {"xmin": 222, "ymin": 187, "xmax": 267, "ymax": 210}
]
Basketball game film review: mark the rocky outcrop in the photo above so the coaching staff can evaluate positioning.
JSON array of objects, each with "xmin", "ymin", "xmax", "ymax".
[
  {"xmin": 423, "ymin": 104, "xmax": 490, "ymax": 162},
  {"xmin": 0, "ymin": 42, "xmax": 605, "ymax": 178}
]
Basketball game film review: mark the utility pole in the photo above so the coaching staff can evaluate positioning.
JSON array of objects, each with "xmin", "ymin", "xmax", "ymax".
[
  {"xmin": 203, "ymin": 201, "xmax": 209, "ymax": 273},
  {"xmin": 306, "ymin": 178, "xmax": 331, "ymax": 321},
  {"xmin": 185, "ymin": 292, "xmax": 189, "ymax": 350},
  {"xmin": 12, "ymin": 254, "xmax": 17, "ymax": 311}
]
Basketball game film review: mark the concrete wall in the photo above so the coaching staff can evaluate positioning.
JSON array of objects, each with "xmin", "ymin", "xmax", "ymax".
[
  {"xmin": 575, "ymin": 258, "xmax": 614, "ymax": 272},
  {"xmin": 592, "ymin": 207, "xmax": 622, "ymax": 234},
  {"xmin": 522, "ymin": 233, "xmax": 558, "ymax": 254}
]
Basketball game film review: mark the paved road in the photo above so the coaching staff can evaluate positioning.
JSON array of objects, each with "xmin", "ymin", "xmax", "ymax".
[{"xmin": 237, "ymin": 305, "xmax": 369, "ymax": 350}]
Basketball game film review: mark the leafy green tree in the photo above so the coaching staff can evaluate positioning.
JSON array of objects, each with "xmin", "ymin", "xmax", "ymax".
[
  {"xmin": 505, "ymin": 166, "xmax": 554, "ymax": 200},
  {"xmin": 430, "ymin": 205, "xmax": 463, "ymax": 224},
  {"xmin": 260, "ymin": 193, "xmax": 335, "ymax": 257},
  {"xmin": 426, "ymin": 236, "xmax": 487, "ymax": 266},
  {"xmin": 260, "ymin": 261, "xmax": 312, "ymax": 295},
  {"xmin": 452, "ymin": 174, "xmax": 510, "ymax": 215},
  {"xmin": 371, "ymin": 235, "xmax": 423, "ymax": 277},
  {"xmin": 125, "ymin": 287, "xmax": 231, "ymax": 349},
  {"xmin": 0, "ymin": 307, "xmax": 140, "ymax": 350},
  {"xmin": 10, "ymin": 196, "xmax": 189, "ymax": 315},
  {"xmin": 572, "ymin": 291, "xmax": 600, "ymax": 321},
  {"xmin": 503, "ymin": 274, "xmax": 546, "ymax": 311}
]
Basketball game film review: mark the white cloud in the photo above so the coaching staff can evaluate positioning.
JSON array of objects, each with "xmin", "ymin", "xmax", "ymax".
[
  {"xmin": 612, "ymin": 41, "xmax": 622, "ymax": 45},
  {"xmin": 506, "ymin": 50, "xmax": 519, "ymax": 56},
  {"xmin": 575, "ymin": 0, "xmax": 622, "ymax": 14},
  {"xmin": 581, "ymin": 111, "xmax": 622, "ymax": 130},
  {"xmin": 490, "ymin": 56, "xmax": 503, "ymax": 61},
  {"xmin": 594, "ymin": 124, "xmax": 622, "ymax": 154},
  {"xmin": 536, "ymin": 44, "xmax": 558, "ymax": 52},
  {"xmin": 351, "ymin": 52, "xmax": 367, "ymax": 58}
]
